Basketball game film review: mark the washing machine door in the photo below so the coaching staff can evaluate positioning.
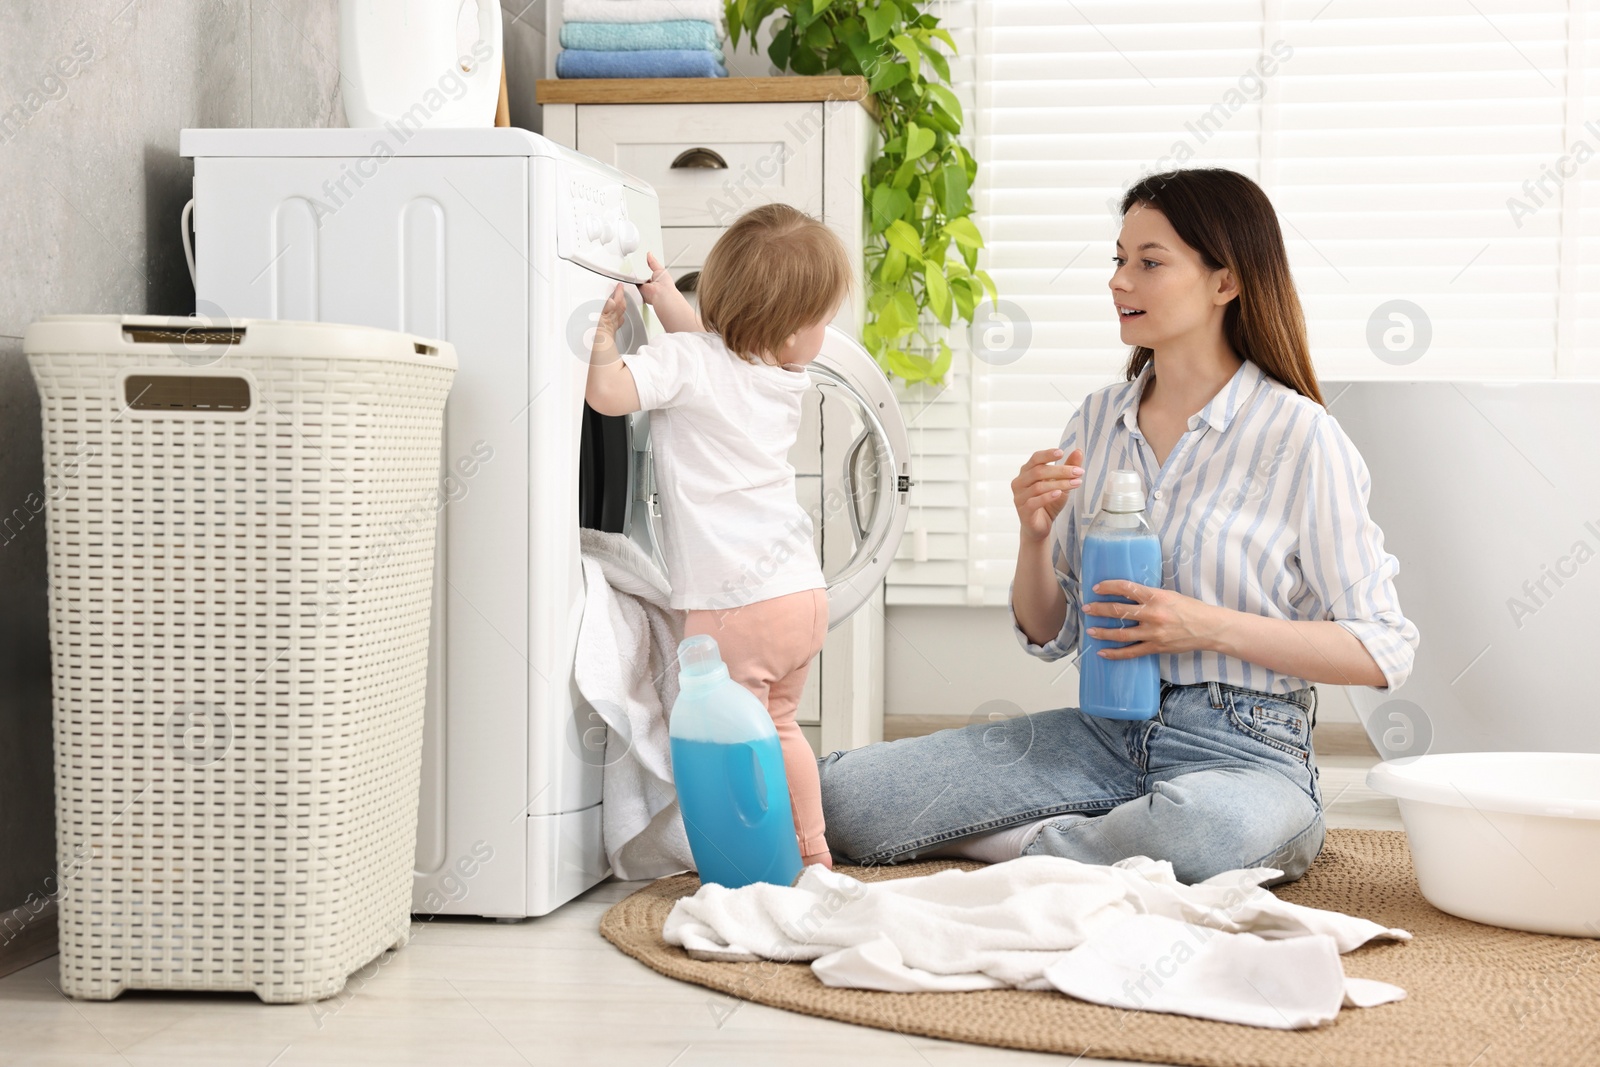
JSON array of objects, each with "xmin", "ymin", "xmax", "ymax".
[{"xmin": 582, "ymin": 326, "xmax": 912, "ymax": 630}]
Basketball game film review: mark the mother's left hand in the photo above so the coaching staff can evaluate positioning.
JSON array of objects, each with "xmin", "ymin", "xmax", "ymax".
[{"xmin": 1085, "ymin": 581, "xmax": 1225, "ymax": 658}]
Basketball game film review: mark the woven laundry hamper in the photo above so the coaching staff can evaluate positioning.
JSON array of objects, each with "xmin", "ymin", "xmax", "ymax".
[{"xmin": 25, "ymin": 315, "xmax": 456, "ymax": 1003}]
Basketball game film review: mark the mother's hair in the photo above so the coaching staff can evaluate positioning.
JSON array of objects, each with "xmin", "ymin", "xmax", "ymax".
[{"xmin": 1120, "ymin": 169, "xmax": 1325, "ymax": 408}]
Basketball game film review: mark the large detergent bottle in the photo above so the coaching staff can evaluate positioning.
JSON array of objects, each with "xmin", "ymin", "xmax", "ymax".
[
  {"xmin": 1080, "ymin": 469, "xmax": 1164, "ymax": 720},
  {"xmin": 669, "ymin": 635, "xmax": 804, "ymax": 889}
]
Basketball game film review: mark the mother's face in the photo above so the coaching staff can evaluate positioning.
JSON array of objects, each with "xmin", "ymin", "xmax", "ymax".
[{"xmin": 1109, "ymin": 202, "xmax": 1237, "ymax": 351}]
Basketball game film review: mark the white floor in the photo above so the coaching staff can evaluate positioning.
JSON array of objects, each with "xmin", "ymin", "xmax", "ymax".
[{"xmin": 0, "ymin": 755, "xmax": 1399, "ymax": 1067}]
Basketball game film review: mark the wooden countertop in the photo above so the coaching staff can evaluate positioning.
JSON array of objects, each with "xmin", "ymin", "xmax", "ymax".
[{"xmin": 535, "ymin": 74, "xmax": 873, "ymax": 110}]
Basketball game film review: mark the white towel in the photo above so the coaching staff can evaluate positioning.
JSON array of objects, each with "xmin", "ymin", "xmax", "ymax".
[
  {"xmin": 563, "ymin": 0, "xmax": 727, "ymax": 24},
  {"xmin": 575, "ymin": 529, "xmax": 694, "ymax": 880},
  {"xmin": 663, "ymin": 855, "xmax": 1409, "ymax": 1030}
]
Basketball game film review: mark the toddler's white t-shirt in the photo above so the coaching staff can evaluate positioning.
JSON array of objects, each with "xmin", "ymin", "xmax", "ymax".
[{"xmin": 621, "ymin": 331, "xmax": 825, "ymax": 611}]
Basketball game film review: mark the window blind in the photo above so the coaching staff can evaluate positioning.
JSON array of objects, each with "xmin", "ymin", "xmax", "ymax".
[{"xmin": 887, "ymin": 0, "xmax": 1593, "ymax": 608}]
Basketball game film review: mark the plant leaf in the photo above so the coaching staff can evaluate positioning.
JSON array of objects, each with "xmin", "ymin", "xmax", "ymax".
[
  {"xmin": 903, "ymin": 121, "xmax": 936, "ymax": 160},
  {"xmin": 892, "ymin": 289, "xmax": 919, "ymax": 327},
  {"xmin": 864, "ymin": 2, "xmax": 895, "ymax": 40},
  {"xmin": 923, "ymin": 262, "xmax": 952, "ymax": 325},
  {"xmin": 873, "ymin": 292, "xmax": 902, "ymax": 336},
  {"xmin": 931, "ymin": 337, "xmax": 953, "ymax": 379},
  {"xmin": 886, "ymin": 346, "xmax": 933, "ymax": 382},
  {"xmin": 881, "ymin": 244, "xmax": 908, "ymax": 284},
  {"xmin": 867, "ymin": 58, "xmax": 907, "ymax": 92},
  {"xmin": 884, "ymin": 218, "xmax": 923, "ymax": 259},
  {"xmin": 937, "ymin": 162, "xmax": 970, "ymax": 217},
  {"xmin": 944, "ymin": 214, "xmax": 984, "ymax": 249},
  {"xmin": 950, "ymin": 276, "xmax": 978, "ymax": 321},
  {"xmin": 891, "ymin": 155, "xmax": 919, "ymax": 188},
  {"xmin": 870, "ymin": 183, "xmax": 912, "ymax": 232},
  {"xmin": 767, "ymin": 24, "xmax": 794, "ymax": 70},
  {"xmin": 925, "ymin": 83, "xmax": 962, "ymax": 125},
  {"xmin": 889, "ymin": 33, "xmax": 921, "ymax": 80},
  {"xmin": 975, "ymin": 268, "xmax": 999, "ymax": 305}
]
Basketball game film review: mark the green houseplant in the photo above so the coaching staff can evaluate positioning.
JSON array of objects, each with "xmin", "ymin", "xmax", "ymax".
[{"xmin": 725, "ymin": 0, "xmax": 996, "ymax": 385}]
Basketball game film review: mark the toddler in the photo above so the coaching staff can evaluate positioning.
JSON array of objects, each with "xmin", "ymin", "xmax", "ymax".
[{"xmin": 586, "ymin": 203, "xmax": 851, "ymax": 870}]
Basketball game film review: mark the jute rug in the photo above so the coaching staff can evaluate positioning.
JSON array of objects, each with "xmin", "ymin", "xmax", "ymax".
[{"xmin": 599, "ymin": 829, "xmax": 1600, "ymax": 1066}]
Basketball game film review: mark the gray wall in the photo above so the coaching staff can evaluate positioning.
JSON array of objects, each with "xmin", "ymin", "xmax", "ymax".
[
  {"xmin": 0, "ymin": 0, "xmax": 344, "ymax": 923},
  {"xmin": 0, "ymin": 0, "xmax": 551, "ymax": 930}
]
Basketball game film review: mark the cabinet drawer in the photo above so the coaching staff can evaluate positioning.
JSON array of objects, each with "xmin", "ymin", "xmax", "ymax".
[{"xmin": 576, "ymin": 102, "xmax": 825, "ymax": 226}]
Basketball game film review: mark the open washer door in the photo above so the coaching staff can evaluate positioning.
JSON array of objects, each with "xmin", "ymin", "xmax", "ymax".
[{"xmin": 581, "ymin": 325, "xmax": 912, "ymax": 630}]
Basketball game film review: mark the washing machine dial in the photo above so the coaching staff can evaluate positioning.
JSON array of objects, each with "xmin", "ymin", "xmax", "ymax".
[{"xmin": 616, "ymin": 219, "xmax": 640, "ymax": 255}]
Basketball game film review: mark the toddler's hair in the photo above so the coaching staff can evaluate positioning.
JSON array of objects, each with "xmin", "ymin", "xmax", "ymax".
[{"xmin": 697, "ymin": 204, "xmax": 853, "ymax": 364}]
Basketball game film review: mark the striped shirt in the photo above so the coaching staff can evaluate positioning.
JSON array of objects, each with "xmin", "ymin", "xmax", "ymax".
[{"xmin": 1011, "ymin": 356, "xmax": 1420, "ymax": 694}]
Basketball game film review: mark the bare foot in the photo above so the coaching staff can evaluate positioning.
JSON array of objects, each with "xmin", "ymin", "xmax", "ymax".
[{"xmin": 802, "ymin": 851, "xmax": 834, "ymax": 870}]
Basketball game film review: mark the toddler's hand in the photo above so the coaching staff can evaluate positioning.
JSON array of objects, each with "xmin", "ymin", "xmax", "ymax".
[
  {"xmin": 595, "ymin": 283, "xmax": 627, "ymax": 344},
  {"xmin": 637, "ymin": 252, "xmax": 677, "ymax": 309},
  {"xmin": 1012, "ymin": 446, "xmax": 1084, "ymax": 543}
]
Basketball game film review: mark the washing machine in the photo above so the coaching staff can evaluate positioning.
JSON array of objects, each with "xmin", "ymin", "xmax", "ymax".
[{"xmin": 180, "ymin": 127, "xmax": 911, "ymax": 918}]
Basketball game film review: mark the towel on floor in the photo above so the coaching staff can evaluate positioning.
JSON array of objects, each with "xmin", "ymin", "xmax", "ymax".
[
  {"xmin": 575, "ymin": 528, "xmax": 694, "ymax": 880},
  {"xmin": 557, "ymin": 48, "xmax": 727, "ymax": 79},
  {"xmin": 663, "ymin": 856, "xmax": 1410, "ymax": 1030},
  {"xmin": 560, "ymin": 19, "xmax": 722, "ymax": 52},
  {"xmin": 563, "ymin": 0, "xmax": 726, "ymax": 23}
]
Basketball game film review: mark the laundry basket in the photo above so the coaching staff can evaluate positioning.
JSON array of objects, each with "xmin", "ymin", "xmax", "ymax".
[{"xmin": 25, "ymin": 315, "xmax": 456, "ymax": 1003}]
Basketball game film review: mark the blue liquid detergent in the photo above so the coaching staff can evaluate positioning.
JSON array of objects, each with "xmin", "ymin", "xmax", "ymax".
[
  {"xmin": 668, "ymin": 635, "xmax": 803, "ymax": 889},
  {"xmin": 1079, "ymin": 470, "xmax": 1165, "ymax": 720}
]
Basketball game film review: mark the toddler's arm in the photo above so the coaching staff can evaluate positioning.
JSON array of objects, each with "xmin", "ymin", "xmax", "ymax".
[
  {"xmin": 586, "ymin": 284, "xmax": 642, "ymax": 416},
  {"xmin": 639, "ymin": 252, "xmax": 704, "ymax": 334}
]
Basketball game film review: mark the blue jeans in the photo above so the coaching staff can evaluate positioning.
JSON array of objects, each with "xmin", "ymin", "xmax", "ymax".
[{"xmin": 817, "ymin": 680, "xmax": 1326, "ymax": 886}]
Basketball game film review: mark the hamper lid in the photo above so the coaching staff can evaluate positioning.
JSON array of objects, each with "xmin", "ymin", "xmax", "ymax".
[{"xmin": 23, "ymin": 314, "xmax": 457, "ymax": 371}]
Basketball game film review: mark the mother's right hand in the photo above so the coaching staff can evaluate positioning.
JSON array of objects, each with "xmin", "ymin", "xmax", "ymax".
[{"xmin": 1012, "ymin": 447, "xmax": 1084, "ymax": 542}]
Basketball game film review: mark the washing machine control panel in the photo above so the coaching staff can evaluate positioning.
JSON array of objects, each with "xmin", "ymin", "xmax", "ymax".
[{"xmin": 558, "ymin": 160, "xmax": 650, "ymax": 283}]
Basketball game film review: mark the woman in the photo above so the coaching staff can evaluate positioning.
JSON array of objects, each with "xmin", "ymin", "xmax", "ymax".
[{"xmin": 817, "ymin": 168, "xmax": 1420, "ymax": 885}]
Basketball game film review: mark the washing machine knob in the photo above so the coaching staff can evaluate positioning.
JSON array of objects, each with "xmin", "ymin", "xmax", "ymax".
[
  {"xmin": 617, "ymin": 219, "xmax": 640, "ymax": 255},
  {"xmin": 584, "ymin": 214, "xmax": 603, "ymax": 241},
  {"xmin": 601, "ymin": 220, "xmax": 616, "ymax": 244}
]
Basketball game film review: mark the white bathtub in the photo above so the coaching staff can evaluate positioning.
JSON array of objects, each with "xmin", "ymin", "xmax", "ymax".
[{"xmin": 1367, "ymin": 752, "xmax": 1600, "ymax": 936}]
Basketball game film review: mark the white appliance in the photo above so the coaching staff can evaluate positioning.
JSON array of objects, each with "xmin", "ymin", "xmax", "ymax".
[
  {"xmin": 179, "ymin": 127, "xmax": 911, "ymax": 919},
  {"xmin": 338, "ymin": 0, "xmax": 504, "ymax": 129}
]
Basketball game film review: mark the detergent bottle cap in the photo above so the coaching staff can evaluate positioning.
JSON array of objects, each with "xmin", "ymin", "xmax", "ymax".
[
  {"xmin": 1101, "ymin": 468, "xmax": 1147, "ymax": 514},
  {"xmin": 677, "ymin": 634, "xmax": 730, "ymax": 687}
]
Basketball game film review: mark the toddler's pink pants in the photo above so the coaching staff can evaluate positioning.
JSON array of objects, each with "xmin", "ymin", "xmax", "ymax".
[{"xmin": 683, "ymin": 588, "xmax": 829, "ymax": 859}]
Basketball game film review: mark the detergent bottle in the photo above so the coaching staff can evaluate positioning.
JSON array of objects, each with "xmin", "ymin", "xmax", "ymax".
[
  {"xmin": 669, "ymin": 635, "xmax": 803, "ymax": 889},
  {"xmin": 1079, "ymin": 469, "xmax": 1164, "ymax": 720}
]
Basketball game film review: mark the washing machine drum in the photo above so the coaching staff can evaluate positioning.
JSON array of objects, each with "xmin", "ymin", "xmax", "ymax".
[{"xmin": 579, "ymin": 325, "xmax": 911, "ymax": 629}]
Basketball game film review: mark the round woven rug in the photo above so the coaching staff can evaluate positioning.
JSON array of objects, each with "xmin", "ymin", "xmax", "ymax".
[{"xmin": 599, "ymin": 829, "xmax": 1599, "ymax": 1067}]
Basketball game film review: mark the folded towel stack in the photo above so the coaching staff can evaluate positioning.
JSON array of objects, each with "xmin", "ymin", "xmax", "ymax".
[{"xmin": 558, "ymin": 0, "xmax": 729, "ymax": 79}]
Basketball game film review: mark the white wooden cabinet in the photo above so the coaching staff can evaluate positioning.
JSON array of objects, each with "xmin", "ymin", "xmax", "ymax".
[{"xmin": 542, "ymin": 83, "xmax": 885, "ymax": 752}]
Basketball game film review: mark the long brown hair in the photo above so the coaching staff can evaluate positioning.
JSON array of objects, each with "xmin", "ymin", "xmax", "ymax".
[{"xmin": 1118, "ymin": 169, "xmax": 1324, "ymax": 407}]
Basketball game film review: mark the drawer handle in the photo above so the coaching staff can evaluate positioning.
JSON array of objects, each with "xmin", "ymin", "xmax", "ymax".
[
  {"xmin": 670, "ymin": 147, "xmax": 728, "ymax": 170},
  {"xmin": 675, "ymin": 270, "xmax": 700, "ymax": 294}
]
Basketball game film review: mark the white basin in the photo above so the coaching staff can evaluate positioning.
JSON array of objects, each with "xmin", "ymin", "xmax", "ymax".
[{"xmin": 1367, "ymin": 752, "xmax": 1600, "ymax": 937}]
